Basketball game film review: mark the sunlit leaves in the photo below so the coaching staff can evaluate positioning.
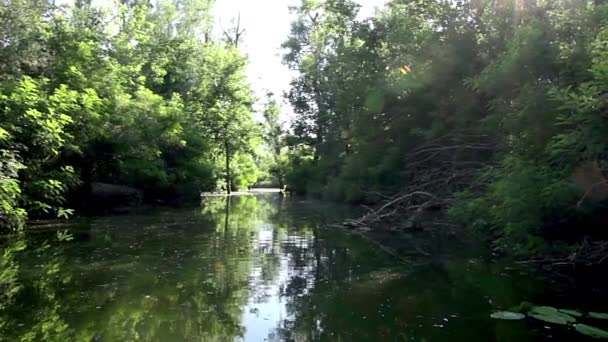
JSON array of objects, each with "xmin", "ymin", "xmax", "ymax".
[{"xmin": 0, "ymin": 0, "xmax": 265, "ymax": 226}]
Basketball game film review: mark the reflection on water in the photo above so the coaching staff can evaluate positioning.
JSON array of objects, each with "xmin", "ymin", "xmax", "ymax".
[{"xmin": 0, "ymin": 193, "xmax": 603, "ymax": 341}]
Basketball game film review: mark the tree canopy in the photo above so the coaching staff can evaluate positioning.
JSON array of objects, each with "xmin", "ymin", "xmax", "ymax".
[
  {"xmin": 2, "ymin": 0, "xmax": 608, "ymax": 259},
  {"xmin": 0, "ymin": 0, "xmax": 262, "ymax": 229},
  {"xmin": 281, "ymin": 0, "xmax": 608, "ymax": 256}
]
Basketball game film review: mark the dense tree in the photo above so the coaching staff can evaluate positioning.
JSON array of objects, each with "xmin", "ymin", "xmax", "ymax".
[
  {"xmin": 261, "ymin": 93, "xmax": 288, "ymax": 188},
  {"xmin": 0, "ymin": 0, "xmax": 260, "ymax": 230},
  {"xmin": 282, "ymin": 0, "xmax": 608, "ymax": 257}
]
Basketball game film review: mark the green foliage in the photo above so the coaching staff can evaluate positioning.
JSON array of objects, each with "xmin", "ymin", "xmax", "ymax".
[
  {"xmin": 450, "ymin": 157, "xmax": 577, "ymax": 253},
  {"xmin": 0, "ymin": 0, "xmax": 261, "ymax": 229},
  {"xmin": 0, "ymin": 77, "xmax": 77, "ymax": 221},
  {"xmin": 260, "ymin": 94, "xmax": 288, "ymax": 188},
  {"xmin": 0, "ymin": 240, "xmax": 26, "ymax": 313},
  {"xmin": 231, "ymin": 153, "xmax": 262, "ymax": 190},
  {"xmin": 283, "ymin": 0, "xmax": 608, "ymax": 255},
  {"xmin": 282, "ymin": 145, "xmax": 316, "ymax": 194},
  {"xmin": 0, "ymin": 237, "xmax": 75, "ymax": 341},
  {"xmin": 0, "ymin": 145, "xmax": 26, "ymax": 230}
]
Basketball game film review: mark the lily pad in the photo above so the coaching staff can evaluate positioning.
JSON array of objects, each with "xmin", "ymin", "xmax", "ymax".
[
  {"xmin": 575, "ymin": 324, "xmax": 608, "ymax": 339},
  {"xmin": 528, "ymin": 306, "xmax": 576, "ymax": 325},
  {"xmin": 590, "ymin": 312, "xmax": 608, "ymax": 320},
  {"xmin": 491, "ymin": 311, "xmax": 526, "ymax": 320},
  {"xmin": 558, "ymin": 309, "xmax": 583, "ymax": 317}
]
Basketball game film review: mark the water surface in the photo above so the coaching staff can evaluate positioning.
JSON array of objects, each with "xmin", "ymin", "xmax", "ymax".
[{"xmin": 2, "ymin": 193, "xmax": 606, "ymax": 341}]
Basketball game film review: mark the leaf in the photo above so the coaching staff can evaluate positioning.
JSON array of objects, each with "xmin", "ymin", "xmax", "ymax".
[
  {"xmin": 0, "ymin": 127, "xmax": 10, "ymax": 140},
  {"xmin": 575, "ymin": 324, "xmax": 608, "ymax": 339},
  {"xmin": 590, "ymin": 312, "xmax": 608, "ymax": 320},
  {"xmin": 491, "ymin": 311, "xmax": 525, "ymax": 320},
  {"xmin": 558, "ymin": 309, "xmax": 583, "ymax": 317},
  {"xmin": 528, "ymin": 306, "xmax": 577, "ymax": 325}
]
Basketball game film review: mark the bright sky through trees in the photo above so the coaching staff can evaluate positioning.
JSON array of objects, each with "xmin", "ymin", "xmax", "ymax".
[
  {"xmin": 212, "ymin": 0, "xmax": 386, "ymax": 118},
  {"xmin": 55, "ymin": 0, "xmax": 385, "ymax": 119}
]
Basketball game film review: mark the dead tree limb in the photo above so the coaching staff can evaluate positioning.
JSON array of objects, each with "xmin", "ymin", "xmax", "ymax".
[{"xmin": 346, "ymin": 130, "xmax": 500, "ymax": 230}]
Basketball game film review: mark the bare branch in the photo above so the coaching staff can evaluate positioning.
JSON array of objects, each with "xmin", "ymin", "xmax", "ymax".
[{"xmin": 343, "ymin": 130, "xmax": 499, "ymax": 230}]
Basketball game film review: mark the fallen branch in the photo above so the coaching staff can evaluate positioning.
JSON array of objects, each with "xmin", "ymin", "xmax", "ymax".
[
  {"xmin": 577, "ymin": 179, "xmax": 608, "ymax": 208},
  {"xmin": 346, "ymin": 130, "xmax": 499, "ymax": 230}
]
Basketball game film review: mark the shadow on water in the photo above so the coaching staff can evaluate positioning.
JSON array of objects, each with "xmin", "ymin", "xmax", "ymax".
[{"xmin": 1, "ymin": 193, "xmax": 607, "ymax": 341}]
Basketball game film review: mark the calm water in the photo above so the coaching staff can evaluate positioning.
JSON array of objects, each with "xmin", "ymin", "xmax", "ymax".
[{"xmin": 1, "ymin": 193, "xmax": 607, "ymax": 341}]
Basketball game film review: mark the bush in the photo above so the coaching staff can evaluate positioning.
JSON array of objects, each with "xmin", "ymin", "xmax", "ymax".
[{"xmin": 450, "ymin": 156, "xmax": 578, "ymax": 254}]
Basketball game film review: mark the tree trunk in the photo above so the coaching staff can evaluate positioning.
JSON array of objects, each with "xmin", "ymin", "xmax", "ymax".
[
  {"xmin": 224, "ymin": 196, "xmax": 231, "ymax": 231},
  {"xmin": 225, "ymin": 140, "xmax": 231, "ymax": 195}
]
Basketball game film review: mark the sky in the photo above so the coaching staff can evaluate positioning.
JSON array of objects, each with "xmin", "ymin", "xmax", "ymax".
[{"xmin": 212, "ymin": 0, "xmax": 387, "ymax": 119}]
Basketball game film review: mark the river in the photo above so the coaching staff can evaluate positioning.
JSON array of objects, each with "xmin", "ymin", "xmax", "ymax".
[{"xmin": 1, "ymin": 192, "xmax": 606, "ymax": 341}]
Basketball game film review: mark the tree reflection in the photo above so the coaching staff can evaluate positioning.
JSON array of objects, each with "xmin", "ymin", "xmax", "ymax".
[
  {"xmin": 69, "ymin": 196, "xmax": 272, "ymax": 341},
  {"xmin": 1, "ymin": 195, "xmax": 277, "ymax": 341},
  {"xmin": 0, "ymin": 194, "xmax": 545, "ymax": 341},
  {"xmin": 0, "ymin": 236, "xmax": 74, "ymax": 341}
]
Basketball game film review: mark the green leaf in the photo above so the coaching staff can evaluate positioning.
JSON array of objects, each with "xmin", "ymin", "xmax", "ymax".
[
  {"xmin": 590, "ymin": 312, "xmax": 608, "ymax": 320},
  {"xmin": 57, "ymin": 208, "xmax": 74, "ymax": 219},
  {"xmin": 528, "ymin": 306, "xmax": 576, "ymax": 325},
  {"xmin": 490, "ymin": 311, "xmax": 525, "ymax": 320},
  {"xmin": 558, "ymin": 309, "xmax": 583, "ymax": 317},
  {"xmin": 0, "ymin": 127, "xmax": 10, "ymax": 140},
  {"xmin": 575, "ymin": 324, "xmax": 608, "ymax": 339},
  {"xmin": 56, "ymin": 229, "xmax": 74, "ymax": 242}
]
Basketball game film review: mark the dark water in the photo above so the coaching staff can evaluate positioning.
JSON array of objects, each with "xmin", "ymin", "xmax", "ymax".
[{"xmin": 1, "ymin": 193, "xmax": 607, "ymax": 341}]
